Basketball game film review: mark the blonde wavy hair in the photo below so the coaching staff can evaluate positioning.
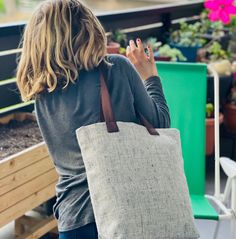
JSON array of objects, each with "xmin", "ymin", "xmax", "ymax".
[{"xmin": 16, "ymin": 0, "xmax": 107, "ymax": 102}]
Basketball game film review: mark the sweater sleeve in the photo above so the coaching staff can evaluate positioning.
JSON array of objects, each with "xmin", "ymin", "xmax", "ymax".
[{"xmin": 126, "ymin": 59, "xmax": 170, "ymax": 128}]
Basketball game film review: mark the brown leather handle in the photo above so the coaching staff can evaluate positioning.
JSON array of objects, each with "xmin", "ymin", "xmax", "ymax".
[
  {"xmin": 100, "ymin": 73, "xmax": 119, "ymax": 133},
  {"xmin": 136, "ymin": 112, "xmax": 159, "ymax": 136},
  {"xmin": 99, "ymin": 69, "xmax": 159, "ymax": 135}
]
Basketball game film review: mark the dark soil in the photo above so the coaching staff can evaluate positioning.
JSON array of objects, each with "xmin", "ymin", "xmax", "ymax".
[{"xmin": 0, "ymin": 120, "xmax": 43, "ymax": 160}]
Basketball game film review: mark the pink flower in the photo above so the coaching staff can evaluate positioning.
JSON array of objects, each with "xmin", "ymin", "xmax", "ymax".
[{"xmin": 204, "ymin": 0, "xmax": 236, "ymax": 24}]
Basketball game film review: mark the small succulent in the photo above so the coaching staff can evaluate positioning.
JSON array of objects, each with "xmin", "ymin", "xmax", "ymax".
[
  {"xmin": 207, "ymin": 41, "xmax": 229, "ymax": 61},
  {"xmin": 157, "ymin": 44, "xmax": 186, "ymax": 61},
  {"xmin": 171, "ymin": 21, "xmax": 206, "ymax": 47},
  {"xmin": 144, "ymin": 37, "xmax": 162, "ymax": 52},
  {"xmin": 119, "ymin": 47, "xmax": 126, "ymax": 55},
  {"xmin": 200, "ymin": 11, "xmax": 225, "ymax": 36},
  {"xmin": 206, "ymin": 103, "xmax": 214, "ymax": 118}
]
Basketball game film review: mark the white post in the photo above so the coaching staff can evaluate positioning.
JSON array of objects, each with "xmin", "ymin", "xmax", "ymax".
[{"xmin": 231, "ymin": 178, "xmax": 236, "ymax": 239}]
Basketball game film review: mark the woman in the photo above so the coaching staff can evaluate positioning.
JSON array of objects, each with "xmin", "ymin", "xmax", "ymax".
[{"xmin": 16, "ymin": 0, "xmax": 170, "ymax": 238}]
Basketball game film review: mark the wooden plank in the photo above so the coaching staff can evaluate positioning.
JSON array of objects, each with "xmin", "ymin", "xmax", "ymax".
[
  {"xmin": 0, "ymin": 169, "xmax": 58, "ymax": 212},
  {"xmin": 14, "ymin": 215, "xmax": 58, "ymax": 238},
  {"xmin": 15, "ymin": 217, "xmax": 26, "ymax": 237},
  {"xmin": 17, "ymin": 216, "xmax": 57, "ymax": 239},
  {"xmin": 16, "ymin": 215, "xmax": 41, "ymax": 227},
  {"xmin": 0, "ymin": 182, "xmax": 56, "ymax": 227},
  {"xmin": 0, "ymin": 142, "xmax": 49, "ymax": 179},
  {"xmin": 0, "ymin": 156, "xmax": 54, "ymax": 196}
]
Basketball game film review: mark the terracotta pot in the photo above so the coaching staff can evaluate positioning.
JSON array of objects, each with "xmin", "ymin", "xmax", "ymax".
[
  {"xmin": 106, "ymin": 42, "xmax": 120, "ymax": 54},
  {"xmin": 206, "ymin": 113, "xmax": 224, "ymax": 156},
  {"xmin": 224, "ymin": 103, "xmax": 236, "ymax": 133}
]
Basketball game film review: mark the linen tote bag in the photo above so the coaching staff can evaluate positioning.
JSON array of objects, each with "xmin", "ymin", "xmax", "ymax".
[{"xmin": 76, "ymin": 70, "xmax": 199, "ymax": 239}]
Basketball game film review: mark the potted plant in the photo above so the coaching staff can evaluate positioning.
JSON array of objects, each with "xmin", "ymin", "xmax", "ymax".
[
  {"xmin": 227, "ymin": 16, "xmax": 236, "ymax": 60},
  {"xmin": 145, "ymin": 37, "xmax": 162, "ymax": 52},
  {"xmin": 144, "ymin": 37, "xmax": 161, "ymax": 58},
  {"xmin": 107, "ymin": 30, "xmax": 127, "ymax": 55},
  {"xmin": 199, "ymin": 11, "xmax": 231, "ymax": 50},
  {"xmin": 107, "ymin": 40, "xmax": 120, "ymax": 54},
  {"xmin": 170, "ymin": 21, "xmax": 206, "ymax": 62},
  {"xmin": 156, "ymin": 44, "xmax": 187, "ymax": 62},
  {"xmin": 206, "ymin": 103, "xmax": 224, "ymax": 155},
  {"xmin": 144, "ymin": 38, "xmax": 186, "ymax": 61},
  {"xmin": 207, "ymin": 42, "xmax": 230, "ymax": 66},
  {"xmin": 198, "ymin": 41, "xmax": 234, "ymax": 107},
  {"xmin": 208, "ymin": 42, "xmax": 234, "ymax": 106},
  {"xmin": 224, "ymin": 84, "xmax": 236, "ymax": 133}
]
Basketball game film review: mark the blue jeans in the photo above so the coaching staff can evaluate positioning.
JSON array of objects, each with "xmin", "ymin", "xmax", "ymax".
[{"xmin": 59, "ymin": 222, "xmax": 98, "ymax": 239}]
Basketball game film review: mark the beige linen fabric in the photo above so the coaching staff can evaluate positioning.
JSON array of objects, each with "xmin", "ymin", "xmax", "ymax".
[{"xmin": 76, "ymin": 122, "xmax": 199, "ymax": 239}]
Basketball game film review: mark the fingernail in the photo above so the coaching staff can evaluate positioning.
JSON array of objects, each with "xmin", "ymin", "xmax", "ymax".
[
  {"xmin": 129, "ymin": 40, "xmax": 134, "ymax": 44},
  {"xmin": 137, "ymin": 38, "xmax": 141, "ymax": 42}
]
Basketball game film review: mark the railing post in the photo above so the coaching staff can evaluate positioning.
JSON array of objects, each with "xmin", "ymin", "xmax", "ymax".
[
  {"xmin": 231, "ymin": 178, "xmax": 236, "ymax": 239},
  {"xmin": 160, "ymin": 13, "xmax": 171, "ymax": 43}
]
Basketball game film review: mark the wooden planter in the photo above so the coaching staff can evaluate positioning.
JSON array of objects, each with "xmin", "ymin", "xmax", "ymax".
[{"xmin": 0, "ymin": 113, "xmax": 58, "ymax": 238}]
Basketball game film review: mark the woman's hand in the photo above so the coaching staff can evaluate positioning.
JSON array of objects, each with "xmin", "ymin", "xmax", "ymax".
[{"xmin": 126, "ymin": 38, "xmax": 158, "ymax": 81}]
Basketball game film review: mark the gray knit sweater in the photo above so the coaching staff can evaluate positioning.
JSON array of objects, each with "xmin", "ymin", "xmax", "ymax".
[{"xmin": 34, "ymin": 54, "xmax": 170, "ymax": 232}]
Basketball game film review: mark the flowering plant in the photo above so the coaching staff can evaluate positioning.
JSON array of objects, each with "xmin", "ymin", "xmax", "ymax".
[{"xmin": 205, "ymin": 0, "xmax": 236, "ymax": 24}]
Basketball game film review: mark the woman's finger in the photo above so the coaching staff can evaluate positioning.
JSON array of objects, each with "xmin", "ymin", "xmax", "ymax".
[
  {"xmin": 136, "ymin": 38, "xmax": 146, "ymax": 56},
  {"xmin": 126, "ymin": 45, "xmax": 131, "ymax": 57},
  {"xmin": 147, "ymin": 45, "xmax": 155, "ymax": 63},
  {"xmin": 129, "ymin": 40, "xmax": 137, "ymax": 52},
  {"xmin": 126, "ymin": 46, "xmax": 136, "ymax": 64}
]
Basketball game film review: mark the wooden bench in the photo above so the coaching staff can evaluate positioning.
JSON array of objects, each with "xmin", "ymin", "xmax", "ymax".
[{"xmin": 0, "ymin": 142, "xmax": 58, "ymax": 238}]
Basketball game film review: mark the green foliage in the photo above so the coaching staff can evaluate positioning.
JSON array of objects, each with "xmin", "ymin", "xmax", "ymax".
[
  {"xmin": 171, "ymin": 21, "xmax": 206, "ymax": 47},
  {"xmin": 207, "ymin": 42, "xmax": 229, "ymax": 61},
  {"xmin": 158, "ymin": 44, "xmax": 186, "ymax": 62},
  {"xmin": 228, "ymin": 16, "xmax": 236, "ymax": 29},
  {"xmin": 119, "ymin": 47, "xmax": 126, "ymax": 55},
  {"xmin": 144, "ymin": 38, "xmax": 186, "ymax": 61},
  {"xmin": 206, "ymin": 103, "xmax": 214, "ymax": 118},
  {"xmin": 145, "ymin": 37, "xmax": 161, "ymax": 52},
  {"xmin": 200, "ymin": 11, "xmax": 225, "ymax": 36},
  {"xmin": 110, "ymin": 30, "xmax": 128, "ymax": 48},
  {"xmin": 0, "ymin": 0, "xmax": 5, "ymax": 13}
]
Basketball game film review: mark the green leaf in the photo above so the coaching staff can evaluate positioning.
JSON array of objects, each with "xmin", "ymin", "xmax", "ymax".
[{"xmin": 0, "ymin": 0, "xmax": 5, "ymax": 13}]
